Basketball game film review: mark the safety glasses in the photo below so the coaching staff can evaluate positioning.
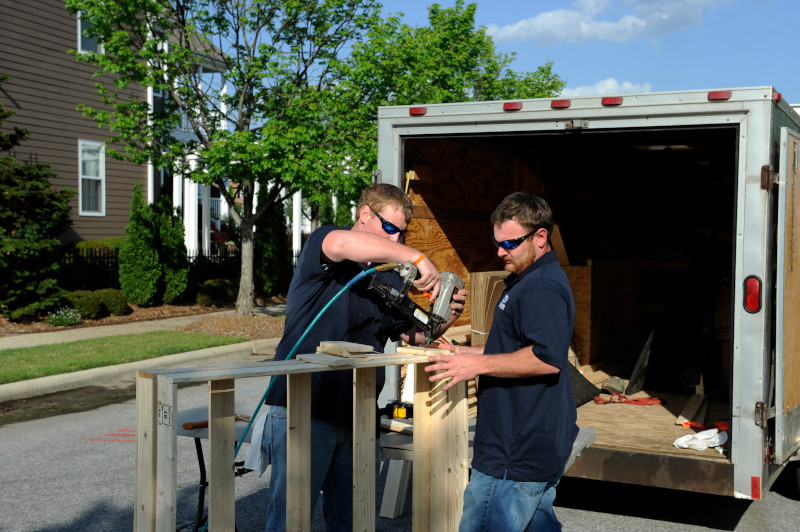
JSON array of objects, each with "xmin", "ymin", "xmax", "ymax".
[
  {"xmin": 371, "ymin": 207, "xmax": 408, "ymax": 236},
  {"xmin": 491, "ymin": 229, "xmax": 537, "ymax": 251}
]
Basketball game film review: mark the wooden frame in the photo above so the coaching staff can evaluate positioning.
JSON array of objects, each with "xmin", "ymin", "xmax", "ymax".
[{"xmin": 134, "ymin": 351, "xmax": 467, "ymax": 531}]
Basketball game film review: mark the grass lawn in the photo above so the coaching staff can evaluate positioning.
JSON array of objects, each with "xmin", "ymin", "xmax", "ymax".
[{"xmin": 0, "ymin": 331, "xmax": 248, "ymax": 384}]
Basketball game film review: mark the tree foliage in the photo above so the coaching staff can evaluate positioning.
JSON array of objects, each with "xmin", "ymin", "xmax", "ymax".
[
  {"xmin": 332, "ymin": 0, "xmax": 566, "ymax": 177},
  {"xmin": 65, "ymin": 0, "xmax": 383, "ymax": 314},
  {"xmin": 0, "ymin": 78, "xmax": 75, "ymax": 320},
  {"xmin": 118, "ymin": 183, "xmax": 161, "ymax": 306},
  {"xmin": 119, "ymin": 183, "xmax": 189, "ymax": 306}
]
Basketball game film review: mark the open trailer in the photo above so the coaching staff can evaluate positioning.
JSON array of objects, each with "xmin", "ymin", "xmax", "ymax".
[{"xmin": 377, "ymin": 86, "xmax": 800, "ymax": 499}]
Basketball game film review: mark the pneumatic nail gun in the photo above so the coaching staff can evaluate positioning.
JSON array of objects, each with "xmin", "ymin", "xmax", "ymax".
[{"xmin": 367, "ymin": 262, "xmax": 465, "ymax": 345}]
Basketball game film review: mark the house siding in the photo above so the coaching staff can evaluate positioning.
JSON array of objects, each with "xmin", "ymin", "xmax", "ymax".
[{"xmin": 0, "ymin": 0, "xmax": 148, "ymax": 243}]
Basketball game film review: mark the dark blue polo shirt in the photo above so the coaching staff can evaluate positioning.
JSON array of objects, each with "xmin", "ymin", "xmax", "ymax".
[
  {"xmin": 471, "ymin": 250, "xmax": 579, "ymax": 482},
  {"xmin": 264, "ymin": 225, "xmax": 412, "ymax": 427}
]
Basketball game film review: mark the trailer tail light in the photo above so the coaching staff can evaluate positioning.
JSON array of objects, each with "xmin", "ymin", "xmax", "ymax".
[
  {"xmin": 503, "ymin": 102, "xmax": 523, "ymax": 111},
  {"xmin": 744, "ymin": 275, "xmax": 762, "ymax": 313},
  {"xmin": 551, "ymin": 99, "xmax": 571, "ymax": 109},
  {"xmin": 409, "ymin": 107, "xmax": 427, "ymax": 116},
  {"xmin": 601, "ymin": 97, "xmax": 623, "ymax": 106},
  {"xmin": 708, "ymin": 90, "xmax": 732, "ymax": 101}
]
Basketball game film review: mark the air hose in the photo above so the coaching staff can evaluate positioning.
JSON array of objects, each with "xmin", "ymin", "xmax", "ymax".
[{"xmin": 200, "ymin": 262, "xmax": 397, "ymax": 531}]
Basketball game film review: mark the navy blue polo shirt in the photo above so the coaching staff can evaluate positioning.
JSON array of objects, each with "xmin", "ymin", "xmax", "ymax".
[
  {"xmin": 264, "ymin": 225, "xmax": 412, "ymax": 427},
  {"xmin": 471, "ymin": 250, "xmax": 579, "ymax": 482}
]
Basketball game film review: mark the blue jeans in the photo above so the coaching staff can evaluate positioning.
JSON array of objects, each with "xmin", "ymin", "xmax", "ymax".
[
  {"xmin": 261, "ymin": 406, "xmax": 377, "ymax": 532},
  {"xmin": 459, "ymin": 468, "xmax": 561, "ymax": 532}
]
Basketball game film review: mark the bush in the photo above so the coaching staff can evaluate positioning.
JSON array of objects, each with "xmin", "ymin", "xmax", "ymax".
[
  {"xmin": 196, "ymin": 279, "xmax": 237, "ymax": 306},
  {"xmin": 119, "ymin": 183, "xmax": 160, "ymax": 306},
  {"xmin": 64, "ymin": 290, "xmax": 105, "ymax": 320},
  {"xmin": 44, "ymin": 307, "xmax": 82, "ymax": 327},
  {"xmin": 254, "ymin": 191, "xmax": 291, "ymax": 296},
  {"xmin": 96, "ymin": 288, "xmax": 130, "ymax": 316},
  {"xmin": 75, "ymin": 237, "xmax": 125, "ymax": 252}
]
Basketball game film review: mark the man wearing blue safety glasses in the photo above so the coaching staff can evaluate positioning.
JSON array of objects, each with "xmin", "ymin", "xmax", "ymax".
[
  {"xmin": 259, "ymin": 183, "xmax": 467, "ymax": 532},
  {"xmin": 426, "ymin": 192, "xmax": 578, "ymax": 532}
]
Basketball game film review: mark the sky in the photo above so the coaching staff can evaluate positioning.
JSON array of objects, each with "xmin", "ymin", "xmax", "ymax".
[{"xmin": 382, "ymin": 0, "xmax": 800, "ymax": 104}]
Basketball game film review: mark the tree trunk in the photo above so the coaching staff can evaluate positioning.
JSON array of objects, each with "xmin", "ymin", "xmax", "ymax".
[{"xmin": 236, "ymin": 221, "xmax": 255, "ymax": 315}]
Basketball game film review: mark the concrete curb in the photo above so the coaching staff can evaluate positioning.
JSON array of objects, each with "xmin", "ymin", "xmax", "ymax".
[{"xmin": 0, "ymin": 338, "xmax": 281, "ymax": 403}]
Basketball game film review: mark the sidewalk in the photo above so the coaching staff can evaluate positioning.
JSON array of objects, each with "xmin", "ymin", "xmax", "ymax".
[{"xmin": 0, "ymin": 306, "xmax": 285, "ymax": 403}]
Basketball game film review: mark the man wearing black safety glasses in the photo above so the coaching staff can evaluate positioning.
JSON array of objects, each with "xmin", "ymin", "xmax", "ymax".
[
  {"xmin": 259, "ymin": 183, "xmax": 466, "ymax": 532},
  {"xmin": 426, "ymin": 192, "xmax": 578, "ymax": 532}
]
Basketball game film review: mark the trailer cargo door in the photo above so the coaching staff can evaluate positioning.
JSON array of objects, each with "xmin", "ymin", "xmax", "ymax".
[{"xmin": 776, "ymin": 127, "xmax": 800, "ymax": 463}]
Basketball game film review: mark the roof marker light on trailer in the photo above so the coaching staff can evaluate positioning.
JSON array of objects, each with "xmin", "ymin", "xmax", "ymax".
[
  {"xmin": 503, "ymin": 102, "xmax": 523, "ymax": 111},
  {"xmin": 409, "ymin": 107, "xmax": 427, "ymax": 116},
  {"xmin": 708, "ymin": 90, "xmax": 732, "ymax": 101},
  {"xmin": 551, "ymin": 100, "xmax": 571, "ymax": 109},
  {"xmin": 774, "ymin": 92, "xmax": 783, "ymax": 103},
  {"xmin": 744, "ymin": 275, "xmax": 762, "ymax": 313},
  {"xmin": 601, "ymin": 97, "xmax": 623, "ymax": 106}
]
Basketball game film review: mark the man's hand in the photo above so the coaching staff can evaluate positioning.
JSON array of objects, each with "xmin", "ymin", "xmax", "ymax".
[
  {"xmin": 425, "ymin": 346, "xmax": 486, "ymax": 391},
  {"xmin": 413, "ymin": 256, "xmax": 441, "ymax": 301}
]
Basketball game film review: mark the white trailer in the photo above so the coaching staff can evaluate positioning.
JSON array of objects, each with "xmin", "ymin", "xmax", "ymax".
[{"xmin": 377, "ymin": 86, "xmax": 800, "ymax": 499}]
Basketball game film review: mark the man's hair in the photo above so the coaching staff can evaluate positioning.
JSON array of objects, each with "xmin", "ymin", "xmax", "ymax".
[
  {"xmin": 357, "ymin": 183, "xmax": 414, "ymax": 224},
  {"xmin": 490, "ymin": 192, "xmax": 554, "ymax": 237}
]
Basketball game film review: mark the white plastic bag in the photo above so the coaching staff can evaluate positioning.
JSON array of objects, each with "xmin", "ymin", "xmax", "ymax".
[{"xmin": 673, "ymin": 428, "xmax": 728, "ymax": 451}]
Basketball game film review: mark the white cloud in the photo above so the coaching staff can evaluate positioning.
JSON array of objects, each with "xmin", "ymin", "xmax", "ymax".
[
  {"xmin": 486, "ymin": 0, "xmax": 727, "ymax": 46},
  {"xmin": 559, "ymin": 78, "xmax": 654, "ymax": 97}
]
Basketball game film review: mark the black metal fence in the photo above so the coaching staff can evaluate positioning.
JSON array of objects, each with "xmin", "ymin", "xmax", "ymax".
[{"xmin": 37, "ymin": 247, "xmax": 242, "ymax": 291}]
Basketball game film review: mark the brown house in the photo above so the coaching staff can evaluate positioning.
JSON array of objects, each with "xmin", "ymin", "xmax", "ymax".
[{"xmin": 0, "ymin": 0, "xmax": 155, "ymax": 243}]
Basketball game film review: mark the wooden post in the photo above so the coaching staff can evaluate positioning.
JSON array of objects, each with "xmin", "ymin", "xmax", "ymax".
[
  {"xmin": 134, "ymin": 373, "xmax": 157, "ymax": 531},
  {"xmin": 353, "ymin": 367, "xmax": 377, "ymax": 531},
  {"xmin": 286, "ymin": 373, "xmax": 312, "ymax": 532},
  {"xmin": 412, "ymin": 362, "xmax": 432, "ymax": 531},
  {"xmin": 156, "ymin": 374, "xmax": 178, "ymax": 531},
  {"xmin": 208, "ymin": 379, "xmax": 236, "ymax": 529}
]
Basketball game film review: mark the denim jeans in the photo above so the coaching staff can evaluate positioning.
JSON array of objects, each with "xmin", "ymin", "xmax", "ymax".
[
  {"xmin": 459, "ymin": 468, "xmax": 561, "ymax": 532},
  {"xmin": 261, "ymin": 406, "xmax": 378, "ymax": 532}
]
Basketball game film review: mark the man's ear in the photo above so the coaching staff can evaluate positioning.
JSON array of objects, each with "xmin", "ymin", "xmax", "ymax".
[{"xmin": 357, "ymin": 205, "xmax": 371, "ymax": 224}]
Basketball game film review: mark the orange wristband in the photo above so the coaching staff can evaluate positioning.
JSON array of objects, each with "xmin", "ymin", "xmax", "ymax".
[{"xmin": 413, "ymin": 253, "xmax": 426, "ymax": 266}]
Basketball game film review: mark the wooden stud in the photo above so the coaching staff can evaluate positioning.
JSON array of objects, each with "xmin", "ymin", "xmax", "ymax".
[
  {"xmin": 208, "ymin": 379, "xmax": 236, "ymax": 529},
  {"xmin": 286, "ymin": 373, "xmax": 312, "ymax": 532},
  {"xmin": 412, "ymin": 362, "xmax": 432, "ymax": 531},
  {"xmin": 134, "ymin": 373, "xmax": 157, "ymax": 532},
  {"xmin": 353, "ymin": 367, "xmax": 377, "ymax": 530},
  {"xmin": 156, "ymin": 374, "xmax": 178, "ymax": 531}
]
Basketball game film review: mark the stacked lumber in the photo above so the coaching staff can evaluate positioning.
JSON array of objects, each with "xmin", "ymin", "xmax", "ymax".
[{"xmin": 469, "ymin": 271, "xmax": 509, "ymax": 346}]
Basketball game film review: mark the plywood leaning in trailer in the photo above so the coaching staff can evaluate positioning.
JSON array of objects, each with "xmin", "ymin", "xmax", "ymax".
[{"xmin": 133, "ymin": 343, "xmax": 468, "ymax": 532}]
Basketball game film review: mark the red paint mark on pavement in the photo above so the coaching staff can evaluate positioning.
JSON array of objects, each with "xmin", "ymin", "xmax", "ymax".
[{"xmin": 90, "ymin": 429, "xmax": 136, "ymax": 443}]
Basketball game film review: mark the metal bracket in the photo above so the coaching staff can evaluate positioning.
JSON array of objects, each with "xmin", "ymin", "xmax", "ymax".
[
  {"xmin": 761, "ymin": 165, "xmax": 774, "ymax": 190},
  {"xmin": 564, "ymin": 120, "xmax": 589, "ymax": 130},
  {"xmin": 755, "ymin": 401, "xmax": 775, "ymax": 427}
]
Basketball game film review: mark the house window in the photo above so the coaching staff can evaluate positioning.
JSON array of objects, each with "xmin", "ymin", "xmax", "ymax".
[
  {"xmin": 79, "ymin": 140, "xmax": 105, "ymax": 216},
  {"xmin": 78, "ymin": 12, "xmax": 101, "ymax": 53}
]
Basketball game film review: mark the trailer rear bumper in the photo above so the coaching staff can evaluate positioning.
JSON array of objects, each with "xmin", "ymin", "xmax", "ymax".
[{"xmin": 564, "ymin": 446, "xmax": 734, "ymax": 496}]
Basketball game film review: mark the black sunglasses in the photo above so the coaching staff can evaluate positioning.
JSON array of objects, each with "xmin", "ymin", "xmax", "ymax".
[
  {"xmin": 371, "ymin": 207, "xmax": 408, "ymax": 236},
  {"xmin": 492, "ymin": 229, "xmax": 537, "ymax": 251}
]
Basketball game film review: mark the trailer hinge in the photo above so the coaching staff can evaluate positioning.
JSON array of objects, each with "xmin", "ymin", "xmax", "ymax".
[
  {"xmin": 371, "ymin": 169, "xmax": 381, "ymax": 184},
  {"xmin": 755, "ymin": 401, "xmax": 775, "ymax": 427},
  {"xmin": 564, "ymin": 120, "xmax": 589, "ymax": 130},
  {"xmin": 761, "ymin": 165, "xmax": 774, "ymax": 190}
]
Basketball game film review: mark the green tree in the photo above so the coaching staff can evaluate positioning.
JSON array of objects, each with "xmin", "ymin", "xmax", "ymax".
[
  {"xmin": 119, "ymin": 183, "xmax": 189, "ymax": 306},
  {"xmin": 118, "ymin": 183, "xmax": 160, "ymax": 306},
  {"xmin": 157, "ymin": 195, "xmax": 189, "ymax": 304},
  {"xmin": 254, "ymin": 188, "xmax": 291, "ymax": 296},
  {"xmin": 0, "ymin": 78, "xmax": 75, "ymax": 320},
  {"xmin": 65, "ymin": 0, "xmax": 382, "ymax": 315},
  {"xmin": 332, "ymin": 0, "xmax": 566, "ymax": 172}
]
